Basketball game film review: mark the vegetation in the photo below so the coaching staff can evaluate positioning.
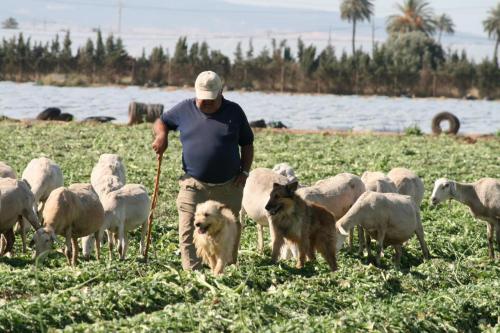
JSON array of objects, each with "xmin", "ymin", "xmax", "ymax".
[
  {"xmin": 0, "ymin": 121, "xmax": 498, "ymax": 332},
  {"xmin": 435, "ymin": 13, "xmax": 455, "ymax": 43},
  {"xmin": 340, "ymin": 0, "xmax": 374, "ymax": 56},
  {"xmin": 483, "ymin": 3, "xmax": 500, "ymax": 64},
  {"xmin": 1, "ymin": 17, "xmax": 18, "ymax": 30},
  {"xmin": 386, "ymin": 0, "xmax": 436, "ymax": 35}
]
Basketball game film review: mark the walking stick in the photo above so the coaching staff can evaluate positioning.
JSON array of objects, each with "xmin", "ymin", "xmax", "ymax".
[{"xmin": 143, "ymin": 153, "xmax": 163, "ymax": 261}]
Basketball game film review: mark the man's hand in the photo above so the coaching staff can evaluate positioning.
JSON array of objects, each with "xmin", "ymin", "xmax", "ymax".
[
  {"xmin": 233, "ymin": 172, "xmax": 248, "ymax": 187},
  {"xmin": 152, "ymin": 133, "xmax": 167, "ymax": 155}
]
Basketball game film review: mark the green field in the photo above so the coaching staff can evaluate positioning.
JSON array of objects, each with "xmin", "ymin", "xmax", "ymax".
[{"xmin": 0, "ymin": 121, "xmax": 499, "ymax": 332}]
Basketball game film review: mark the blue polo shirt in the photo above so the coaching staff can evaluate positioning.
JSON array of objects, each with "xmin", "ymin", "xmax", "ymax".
[{"xmin": 161, "ymin": 97, "xmax": 254, "ymax": 183}]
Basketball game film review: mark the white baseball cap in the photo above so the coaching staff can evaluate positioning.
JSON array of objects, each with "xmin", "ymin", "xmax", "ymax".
[{"xmin": 195, "ymin": 71, "xmax": 222, "ymax": 100}]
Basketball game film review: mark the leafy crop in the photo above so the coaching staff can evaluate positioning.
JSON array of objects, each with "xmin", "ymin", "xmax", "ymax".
[{"xmin": 0, "ymin": 122, "xmax": 498, "ymax": 332}]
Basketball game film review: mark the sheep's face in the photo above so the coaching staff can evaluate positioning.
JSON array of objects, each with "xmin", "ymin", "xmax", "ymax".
[
  {"xmin": 194, "ymin": 201, "xmax": 227, "ymax": 236},
  {"xmin": 31, "ymin": 228, "xmax": 56, "ymax": 259},
  {"xmin": 430, "ymin": 178, "xmax": 452, "ymax": 205},
  {"xmin": 265, "ymin": 182, "xmax": 298, "ymax": 216}
]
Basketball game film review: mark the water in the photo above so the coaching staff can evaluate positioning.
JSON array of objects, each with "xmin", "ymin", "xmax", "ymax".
[{"xmin": 0, "ymin": 81, "xmax": 499, "ymax": 134}]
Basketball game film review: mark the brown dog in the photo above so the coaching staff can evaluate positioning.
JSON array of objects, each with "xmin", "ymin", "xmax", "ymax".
[
  {"xmin": 193, "ymin": 200, "xmax": 238, "ymax": 275},
  {"xmin": 265, "ymin": 182, "xmax": 338, "ymax": 272}
]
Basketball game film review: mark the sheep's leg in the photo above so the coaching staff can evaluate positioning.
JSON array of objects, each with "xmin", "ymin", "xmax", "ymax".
[
  {"xmin": 118, "ymin": 224, "xmax": 126, "ymax": 260},
  {"xmin": 94, "ymin": 231, "xmax": 101, "ymax": 261},
  {"xmin": 415, "ymin": 223, "xmax": 430, "ymax": 260},
  {"xmin": 486, "ymin": 223, "xmax": 495, "ymax": 259},
  {"xmin": 71, "ymin": 237, "xmax": 79, "ymax": 266},
  {"xmin": 213, "ymin": 257, "xmax": 225, "ymax": 276},
  {"xmin": 375, "ymin": 230, "xmax": 385, "ymax": 267},
  {"xmin": 0, "ymin": 235, "xmax": 5, "ymax": 256},
  {"xmin": 64, "ymin": 233, "xmax": 72, "ymax": 265},
  {"xmin": 139, "ymin": 221, "xmax": 147, "ymax": 257},
  {"xmin": 18, "ymin": 219, "xmax": 27, "ymax": 254},
  {"xmin": 107, "ymin": 230, "xmax": 114, "ymax": 260},
  {"xmin": 366, "ymin": 234, "xmax": 372, "ymax": 259},
  {"xmin": 358, "ymin": 226, "xmax": 365, "ymax": 257},
  {"xmin": 257, "ymin": 224, "xmax": 265, "ymax": 253},
  {"xmin": 348, "ymin": 229, "xmax": 354, "ymax": 250},
  {"xmin": 496, "ymin": 221, "xmax": 500, "ymax": 258},
  {"xmin": 393, "ymin": 244, "xmax": 403, "ymax": 269},
  {"xmin": 3, "ymin": 229, "xmax": 15, "ymax": 257},
  {"xmin": 121, "ymin": 233, "xmax": 129, "ymax": 260}
]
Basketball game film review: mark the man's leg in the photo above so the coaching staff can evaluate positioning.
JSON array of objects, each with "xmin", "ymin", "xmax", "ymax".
[
  {"xmin": 176, "ymin": 176, "xmax": 207, "ymax": 270},
  {"xmin": 212, "ymin": 181, "xmax": 244, "ymax": 265}
]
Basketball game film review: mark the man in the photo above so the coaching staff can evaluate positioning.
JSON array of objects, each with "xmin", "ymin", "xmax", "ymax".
[{"xmin": 152, "ymin": 71, "xmax": 254, "ymax": 271}]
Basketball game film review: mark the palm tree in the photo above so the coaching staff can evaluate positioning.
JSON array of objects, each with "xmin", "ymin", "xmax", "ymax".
[
  {"xmin": 435, "ymin": 13, "xmax": 455, "ymax": 43},
  {"xmin": 386, "ymin": 0, "xmax": 436, "ymax": 36},
  {"xmin": 483, "ymin": 3, "xmax": 500, "ymax": 64},
  {"xmin": 340, "ymin": 0, "xmax": 374, "ymax": 56}
]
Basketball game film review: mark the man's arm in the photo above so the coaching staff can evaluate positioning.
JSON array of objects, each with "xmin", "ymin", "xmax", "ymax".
[
  {"xmin": 240, "ymin": 144, "xmax": 254, "ymax": 173},
  {"xmin": 234, "ymin": 144, "xmax": 254, "ymax": 187},
  {"xmin": 152, "ymin": 118, "xmax": 169, "ymax": 155}
]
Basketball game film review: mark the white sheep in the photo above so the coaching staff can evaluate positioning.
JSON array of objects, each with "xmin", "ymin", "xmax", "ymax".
[
  {"xmin": 272, "ymin": 163, "xmax": 298, "ymax": 183},
  {"xmin": 32, "ymin": 183, "xmax": 105, "ymax": 266},
  {"xmin": 361, "ymin": 171, "xmax": 398, "ymax": 193},
  {"xmin": 431, "ymin": 177, "xmax": 500, "ymax": 259},
  {"xmin": 240, "ymin": 168, "xmax": 295, "ymax": 258},
  {"xmin": 90, "ymin": 154, "xmax": 126, "ymax": 197},
  {"xmin": 99, "ymin": 184, "xmax": 150, "ymax": 260},
  {"xmin": 83, "ymin": 154, "xmax": 127, "ymax": 258},
  {"xmin": 0, "ymin": 178, "xmax": 40, "ymax": 256},
  {"xmin": 336, "ymin": 191, "xmax": 430, "ymax": 267},
  {"xmin": 387, "ymin": 167, "xmax": 424, "ymax": 206},
  {"xmin": 18, "ymin": 157, "xmax": 64, "ymax": 252},
  {"xmin": 0, "ymin": 162, "xmax": 17, "ymax": 179}
]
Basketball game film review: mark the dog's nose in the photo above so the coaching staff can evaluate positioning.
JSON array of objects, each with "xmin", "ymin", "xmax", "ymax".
[
  {"xmin": 264, "ymin": 204, "xmax": 271, "ymax": 211},
  {"xmin": 195, "ymin": 223, "xmax": 201, "ymax": 228}
]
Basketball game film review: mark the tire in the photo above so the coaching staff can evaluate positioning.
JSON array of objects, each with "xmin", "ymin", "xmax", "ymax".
[{"xmin": 431, "ymin": 112, "xmax": 460, "ymax": 135}]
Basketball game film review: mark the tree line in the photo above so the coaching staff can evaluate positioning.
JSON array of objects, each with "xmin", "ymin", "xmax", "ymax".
[{"xmin": 0, "ymin": 0, "xmax": 499, "ymax": 98}]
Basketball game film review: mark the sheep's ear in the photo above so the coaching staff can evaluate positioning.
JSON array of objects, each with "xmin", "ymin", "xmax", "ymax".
[
  {"xmin": 286, "ymin": 181, "xmax": 299, "ymax": 193},
  {"xmin": 443, "ymin": 183, "xmax": 449, "ymax": 188}
]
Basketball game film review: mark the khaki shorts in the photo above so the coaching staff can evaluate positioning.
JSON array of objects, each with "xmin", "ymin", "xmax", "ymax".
[{"xmin": 176, "ymin": 174, "xmax": 243, "ymax": 270}]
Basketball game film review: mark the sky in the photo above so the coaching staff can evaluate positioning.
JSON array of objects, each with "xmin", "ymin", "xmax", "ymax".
[{"xmin": 0, "ymin": 0, "xmax": 498, "ymax": 61}]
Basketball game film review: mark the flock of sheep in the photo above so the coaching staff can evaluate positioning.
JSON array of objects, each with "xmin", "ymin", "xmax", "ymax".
[
  {"xmin": 0, "ymin": 155, "xmax": 149, "ymax": 265},
  {"xmin": 0, "ymin": 155, "xmax": 498, "ymax": 269},
  {"xmin": 242, "ymin": 164, "xmax": 499, "ymax": 268}
]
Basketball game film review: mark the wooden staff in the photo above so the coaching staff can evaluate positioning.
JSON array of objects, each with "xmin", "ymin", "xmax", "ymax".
[{"xmin": 143, "ymin": 153, "xmax": 163, "ymax": 261}]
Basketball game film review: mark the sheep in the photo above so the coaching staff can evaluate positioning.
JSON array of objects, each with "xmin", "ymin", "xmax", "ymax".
[
  {"xmin": 296, "ymin": 173, "xmax": 366, "ymax": 253},
  {"xmin": 0, "ymin": 178, "xmax": 40, "ymax": 256},
  {"xmin": 240, "ymin": 168, "xmax": 295, "ymax": 258},
  {"xmin": 272, "ymin": 163, "xmax": 298, "ymax": 183},
  {"xmin": 90, "ymin": 154, "xmax": 126, "ymax": 198},
  {"xmin": 99, "ymin": 184, "xmax": 150, "ymax": 260},
  {"xmin": 430, "ymin": 178, "xmax": 500, "ymax": 259},
  {"xmin": 32, "ymin": 183, "xmax": 105, "ymax": 266},
  {"xmin": 82, "ymin": 154, "xmax": 127, "ymax": 258},
  {"xmin": 0, "ymin": 162, "xmax": 17, "ymax": 179},
  {"xmin": 336, "ymin": 191, "xmax": 430, "ymax": 267},
  {"xmin": 17, "ymin": 157, "xmax": 64, "ymax": 252},
  {"xmin": 387, "ymin": 167, "xmax": 425, "ymax": 207},
  {"xmin": 361, "ymin": 171, "xmax": 398, "ymax": 193}
]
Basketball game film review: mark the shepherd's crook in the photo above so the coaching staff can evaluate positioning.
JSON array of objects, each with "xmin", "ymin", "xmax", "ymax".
[{"xmin": 143, "ymin": 153, "xmax": 163, "ymax": 261}]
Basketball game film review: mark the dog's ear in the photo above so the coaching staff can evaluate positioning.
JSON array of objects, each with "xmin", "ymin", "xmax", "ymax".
[
  {"xmin": 217, "ymin": 203, "xmax": 230, "ymax": 211},
  {"xmin": 286, "ymin": 181, "xmax": 298, "ymax": 194},
  {"xmin": 272, "ymin": 182, "xmax": 282, "ymax": 189}
]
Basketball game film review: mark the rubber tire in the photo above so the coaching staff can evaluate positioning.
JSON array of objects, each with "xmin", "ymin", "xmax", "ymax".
[{"xmin": 432, "ymin": 112, "xmax": 460, "ymax": 135}]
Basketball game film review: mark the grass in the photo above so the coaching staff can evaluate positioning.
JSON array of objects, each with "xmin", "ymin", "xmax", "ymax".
[{"xmin": 0, "ymin": 121, "xmax": 498, "ymax": 332}]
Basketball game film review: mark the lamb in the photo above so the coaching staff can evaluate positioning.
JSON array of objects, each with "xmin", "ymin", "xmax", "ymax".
[
  {"xmin": 431, "ymin": 178, "xmax": 500, "ymax": 259},
  {"xmin": 336, "ymin": 191, "xmax": 430, "ymax": 267},
  {"xmin": 0, "ymin": 178, "xmax": 40, "ymax": 256},
  {"xmin": 361, "ymin": 171, "xmax": 398, "ymax": 193},
  {"xmin": 18, "ymin": 157, "xmax": 64, "ymax": 251},
  {"xmin": 240, "ymin": 168, "xmax": 295, "ymax": 258},
  {"xmin": 82, "ymin": 154, "xmax": 126, "ymax": 258},
  {"xmin": 0, "ymin": 162, "xmax": 17, "ymax": 179},
  {"xmin": 99, "ymin": 184, "xmax": 150, "ymax": 260},
  {"xmin": 387, "ymin": 167, "xmax": 425, "ymax": 206},
  {"xmin": 296, "ymin": 173, "xmax": 366, "ymax": 253},
  {"xmin": 32, "ymin": 184, "xmax": 105, "ymax": 265}
]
